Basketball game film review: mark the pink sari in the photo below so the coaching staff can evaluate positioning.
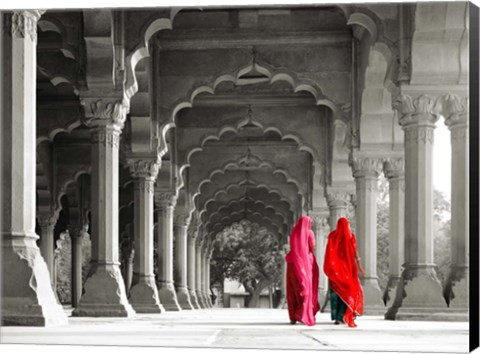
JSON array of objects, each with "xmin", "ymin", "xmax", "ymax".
[{"xmin": 285, "ymin": 216, "xmax": 320, "ymax": 326}]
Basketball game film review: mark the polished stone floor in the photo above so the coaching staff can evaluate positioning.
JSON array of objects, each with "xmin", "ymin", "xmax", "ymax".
[{"xmin": 0, "ymin": 307, "xmax": 469, "ymax": 354}]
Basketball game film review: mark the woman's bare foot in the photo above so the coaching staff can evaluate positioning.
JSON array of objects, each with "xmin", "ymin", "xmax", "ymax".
[
  {"xmin": 334, "ymin": 320, "xmax": 340, "ymax": 325},
  {"xmin": 290, "ymin": 320, "xmax": 297, "ymax": 325}
]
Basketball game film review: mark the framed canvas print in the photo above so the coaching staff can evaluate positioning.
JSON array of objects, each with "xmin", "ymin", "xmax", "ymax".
[{"xmin": 0, "ymin": 0, "xmax": 477, "ymax": 353}]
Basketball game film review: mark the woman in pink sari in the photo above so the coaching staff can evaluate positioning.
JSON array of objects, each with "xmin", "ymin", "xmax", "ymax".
[{"xmin": 285, "ymin": 216, "xmax": 320, "ymax": 326}]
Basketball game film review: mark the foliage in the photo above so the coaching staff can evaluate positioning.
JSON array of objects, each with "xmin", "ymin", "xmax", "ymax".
[
  {"xmin": 211, "ymin": 219, "xmax": 283, "ymax": 307},
  {"xmin": 433, "ymin": 189, "xmax": 451, "ymax": 284}
]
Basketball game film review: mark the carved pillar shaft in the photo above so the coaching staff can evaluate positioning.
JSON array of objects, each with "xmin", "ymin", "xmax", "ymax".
[
  {"xmin": 1, "ymin": 11, "xmax": 67, "ymax": 326},
  {"xmin": 174, "ymin": 216, "xmax": 194, "ymax": 310},
  {"xmin": 405, "ymin": 123, "xmax": 436, "ymax": 264},
  {"xmin": 443, "ymin": 95, "xmax": 469, "ymax": 309},
  {"xmin": 133, "ymin": 177, "xmax": 155, "ymax": 282},
  {"xmin": 383, "ymin": 158, "xmax": 405, "ymax": 307},
  {"xmin": 123, "ymin": 250, "xmax": 134, "ymax": 294},
  {"xmin": 448, "ymin": 121, "xmax": 469, "ymax": 268},
  {"xmin": 38, "ymin": 213, "xmax": 58, "ymax": 285},
  {"xmin": 187, "ymin": 234, "xmax": 200, "ymax": 308},
  {"xmin": 204, "ymin": 250, "xmax": 211, "ymax": 307},
  {"xmin": 70, "ymin": 227, "xmax": 85, "ymax": 308},
  {"xmin": 195, "ymin": 243, "xmax": 205, "ymax": 308},
  {"xmin": 350, "ymin": 156, "xmax": 384, "ymax": 312},
  {"xmin": 126, "ymin": 160, "xmax": 163, "ymax": 313},
  {"xmin": 386, "ymin": 94, "xmax": 446, "ymax": 320},
  {"xmin": 72, "ymin": 98, "xmax": 134, "ymax": 317},
  {"xmin": 326, "ymin": 193, "xmax": 350, "ymax": 231},
  {"xmin": 156, "ymin": 192, "xmax": 180, "ymax": 311},
  {"xmin": 311, "ymin": 213, "xmax": 329, "ymax": 300}
]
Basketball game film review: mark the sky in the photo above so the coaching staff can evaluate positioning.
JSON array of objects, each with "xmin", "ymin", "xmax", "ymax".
[{"xmin": 433, "ymin": 122, "xmax": 452, "ymax": 200}]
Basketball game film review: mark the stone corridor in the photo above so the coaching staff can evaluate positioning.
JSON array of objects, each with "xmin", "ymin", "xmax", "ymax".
[{"xmin": 0, "ymin": 308, "xmax": 469, "ymax": 353}]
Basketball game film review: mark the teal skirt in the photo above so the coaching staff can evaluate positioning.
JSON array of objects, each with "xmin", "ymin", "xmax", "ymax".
[{"xmin": 329, "ymin": 287, "xmax": 347, "ymax": 321}]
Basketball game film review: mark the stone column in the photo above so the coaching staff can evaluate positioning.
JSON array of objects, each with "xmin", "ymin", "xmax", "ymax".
[
  {"xmin": 1, "ymin": 11, "xmax": 67, "ymax": 326},
  {"xmin": 72, "ymin": 98, "xmax": 134, "ymax": 317},
  {"xmin": 205, "ymin": 249, "xmax": 213, "ymax": 307},
  {"xmin": 442, "ymin": 95, "xmax": 469, "ymax": 310},
  {"xmin": 326, "ymin": 191, "xmax": 350, "ymax": 230},
  {"xmin": 310, "ymin": 212, "xmax": 330, "ymax": 303},
  {"xmin": 383, "ymin": 158, "xmax": 405, "ymax": 307},
  {"xmin": 187, "ymin": 230, "xmax": 200, "ymax": 309},
  {"xmin": 127, "ymin": 160, "xmax": 163, "ymax": 313},
  {"xmin": 70, "ymin": 225, "xmax": 86, "ymax": 308},
  {"xmin": 123, "ymin": 249, "xmax": 134, "ymax": 295},
  {"xmin": 195, "ymin": 241, "xmax": 206, "ymax": 308},
  {"xmin": 37, "ymin": 212, "xmax": 58, "ymax": 286},
  {"xmin": 278, "ymin": 244, "xmax": 288, "ymax": 309},
  {"xmin": 386, "ymin": 94, "xmax": 446, "ymax": 320},
  {"xmin": 174, "ymin": 214, "xmax": 194, "ymax": 309},
  {"xmin": 200, "ymin": 246, "xmax": 208, "ymax": 307},
  {"xmin": 350, "ymin": 156, "xmax": 385, "ymax": 313},
  {"xmin": 155, "ymin": 191, "xmax": 181, "ymax": 311}
]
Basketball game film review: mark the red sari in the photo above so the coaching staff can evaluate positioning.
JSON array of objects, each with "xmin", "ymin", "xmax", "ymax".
[
  {"xmin": 323, "ymin": 217, "xmax": 363, "ymax": 327},
  {"xmin": 285, "ymin": 216, "xmax": 320, "ymax": 326}
]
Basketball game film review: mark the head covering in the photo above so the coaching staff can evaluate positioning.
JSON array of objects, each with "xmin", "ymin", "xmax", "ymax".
[
  {"xmin": 323, "ymin": 217, "xmax": 363, "ymax": 317},
  {"xmin": 285, "ymin": 216, "xmax": 317, "ymax": 326}
]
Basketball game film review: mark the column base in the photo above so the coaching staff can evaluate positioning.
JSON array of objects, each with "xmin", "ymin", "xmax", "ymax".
[
  {"xmin": 189, "ymin": 289, "xmax": 201, "ymax": 309},
  {"xmin": 385, "ymin": 265, "xmax": 447, "ymax": 320},
  {"xmin": 383, "ymin": 276, "xmax": 401, "ymax": 307},
  {"xmin": 72, "ymin": 263, "xmax": 135, "ymax": 317},
  {"xmin": 129, "ymin": 276, "xmax": 164, "ymax": 313},
  {"xmin": 443, "ymin": 266, "xmax": 469, "ymax": 310},
  {"xmin": 204, "ymin": 292, "xmax": 212, "ymax": 308},
  {"xmin": 196, "ymin": 291, "xmax": 206, "ymax": 308},
  {"xmin": 2, "ymin": 236, "xmax": 68, "ymax": 326},
  {"xmin": 176, "ymin": 286, "xmax": 194, "ymax": 310},
  {"xmin": 158, "ymin": 281, "xmax": 181, "ymax": 311},
  {"xmin": 205, "ymin": 292, "xmax": 212, "ymax": 308},
  {"xmin": 362, "ymin": 278, "xmax": 386, "ymax": 315}
]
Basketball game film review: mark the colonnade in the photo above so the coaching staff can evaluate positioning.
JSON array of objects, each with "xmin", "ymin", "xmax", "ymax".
[{"xmin": 1, "ymin": 10, "xmax": 469, "ymax": 325}]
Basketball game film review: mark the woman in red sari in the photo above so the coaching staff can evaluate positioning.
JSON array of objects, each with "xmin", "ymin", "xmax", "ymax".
[
  {"xmin": 323, "ymin": 217, "xmax": 365, "ymax": 328},
  {"xmin": 285, "ymin": 216, "xmax": 320, "ymax": 326}
]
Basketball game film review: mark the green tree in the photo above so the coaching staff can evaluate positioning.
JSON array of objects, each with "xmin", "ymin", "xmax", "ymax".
[{"xmin": 211, "ymin": 219, "xmax": 283, "ymax": 308}]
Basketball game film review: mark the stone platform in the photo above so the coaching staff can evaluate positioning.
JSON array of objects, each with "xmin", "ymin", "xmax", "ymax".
[{"xmin": 0, "ymin": 307, "xmax": 469, "ymax": 354}]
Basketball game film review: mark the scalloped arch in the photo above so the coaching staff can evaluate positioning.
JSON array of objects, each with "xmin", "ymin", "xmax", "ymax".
[
  {"xmin": 124, "ymin": 8, "xmax": 202, "ymax": 101},
  {"xmin": 36, "ymin": 120, "xmax": 83, "ymax": 147},
  {"xmin": 199, "ymin": 181, "xmax": 294, "ymax": 219},
  {"xmin": 161, "ymin": 64, "xmax": 339, "ymax": 157},
  {"xmin": 205, "ymin": 198, "xmax": 288, "ymax": 226},
  {"xmin": 56, "ymin": 169, "xmax": 91, "ymax": 214},
  {"xmin": 193, "ymin": 158, "xmax": 303, "ymax": 207},
  {"xmin": 38, "ymin": 15, "xmax": 78, "ymax": 60}
]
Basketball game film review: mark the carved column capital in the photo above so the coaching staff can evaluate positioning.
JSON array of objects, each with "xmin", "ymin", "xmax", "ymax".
[
  {"xmin": 174, "ymin": 213, "xmax": 191, "ymax": 228},
  {"xmin": 309, "ymin": 211, "xmax": 329, "ymax": 230},
  {"xmin": 383, "ymin": 157, "xmax": 405, "ymax": 179},
  {"xmin": 326, "ymin": 191, "xmax": 351, "ymax": 208},
  {"xmin": 127, "ymin": 158, "xmax": 161, "ymax": 180},
  {"xmin": 155, "ymin": 191, "xmax": 178, "ymax": 208},
  {"xmin": 349, "ymin": 156, "xmax": 383, "ymax": 178},
  {"xmin": 69, "ymin": 224, "xmax": 86, "ymax": 239},
  {"xmin": 5, "ymin": 11, "xmax": 44, "ymax": 42},
  {"xmin": 80, "ymin": 97, "xmax": 128, "ymax": 131},
  {"xmin": 441, "ymin": 95, "xmax": 469, "ymax": 128},
  {"xmin": 393, "ymin": 94, "xmax": 440, "ymax": 128},
  {"xmin": 37, "ymin": 213, "xmax": 58, "ymax": 228}
]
